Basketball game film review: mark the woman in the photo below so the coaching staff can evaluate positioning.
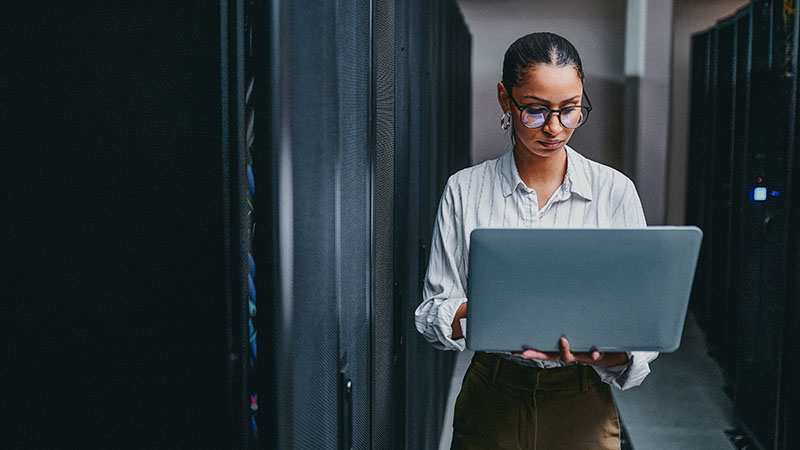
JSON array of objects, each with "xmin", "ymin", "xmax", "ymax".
[{"xmin": 415, "ymin": 32, "xmax": 659, "ymax": 450}]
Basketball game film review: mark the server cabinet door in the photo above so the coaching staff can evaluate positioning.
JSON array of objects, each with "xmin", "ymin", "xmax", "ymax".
[
  {"xmin": 708, "ymin": 19, "xmax": 738, "ymax": 378},
  {"xmin": 687, "ymin": 31, "xmax": 713, "ymax": 330},
  {"xmin": 727, "ymin": 3, "xmax": 754, "ymax": 404},
  {"xmin": 735, "ymin": 1, "xmax": 795, "ymax": 449},
  {"xmin": 3, "ymin": 2, "xmax": 254, "ymax": 448}
]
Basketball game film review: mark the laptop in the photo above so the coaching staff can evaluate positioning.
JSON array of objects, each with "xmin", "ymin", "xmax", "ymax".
[{"xmin": 465, "ymin": 226, "xmax": 703, "ymax": 353}]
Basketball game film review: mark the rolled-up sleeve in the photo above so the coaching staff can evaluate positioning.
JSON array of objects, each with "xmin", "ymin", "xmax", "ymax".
[
  {"xmin": 593, "ymin": 351, "xmax": 659, "ymax": 390},
  {"xmin": 415, "ymin": 179, "xmax": 468, "ymax": 351}
]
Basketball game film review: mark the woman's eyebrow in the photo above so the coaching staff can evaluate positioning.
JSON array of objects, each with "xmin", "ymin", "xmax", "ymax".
[{"xmin": 523, "ymin": 94, "xmax": 581, "ymax": 104}]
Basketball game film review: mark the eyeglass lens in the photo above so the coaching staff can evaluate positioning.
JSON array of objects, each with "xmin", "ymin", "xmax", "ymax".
[{"xmin": 521, "ymin": 106, "xmax": 586, "ymax": 129}]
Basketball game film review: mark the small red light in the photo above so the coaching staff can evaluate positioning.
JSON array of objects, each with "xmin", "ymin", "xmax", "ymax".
[{"xmin": 758, "ymin": 177, "xmax": 763, "ymax": 183}]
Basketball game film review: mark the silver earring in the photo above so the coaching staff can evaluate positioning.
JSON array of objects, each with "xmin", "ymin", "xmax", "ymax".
[{"xmin": 500, "ymin": 112, "xmax": 511, "ymax": 130}]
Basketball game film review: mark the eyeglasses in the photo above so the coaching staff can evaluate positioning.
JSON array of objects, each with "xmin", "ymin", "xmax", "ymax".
[{"xmin": 506, "ymin": 87, "xmax": 593, "ymax": 129}]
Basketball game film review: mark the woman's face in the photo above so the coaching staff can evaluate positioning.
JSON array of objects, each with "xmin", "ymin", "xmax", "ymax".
[{"xmin": 497, "ymin": 64, "xmax": 584, "ymax": 159}]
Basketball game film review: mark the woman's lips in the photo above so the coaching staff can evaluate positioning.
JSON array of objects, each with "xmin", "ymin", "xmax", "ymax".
[{"xmin": 537, "ymin": 140, "xmax": 563, "ymax": 149}]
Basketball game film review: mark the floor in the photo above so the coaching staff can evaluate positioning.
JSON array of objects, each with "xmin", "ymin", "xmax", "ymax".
[{"xmin": 438, "ymin": 313, "xmax": 737, "ymax": 450}]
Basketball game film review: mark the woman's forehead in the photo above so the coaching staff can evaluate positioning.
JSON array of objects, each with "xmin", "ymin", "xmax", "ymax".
[{"xmin": 515, "ymin": 64, "xmax": 583, "ymax": 100}]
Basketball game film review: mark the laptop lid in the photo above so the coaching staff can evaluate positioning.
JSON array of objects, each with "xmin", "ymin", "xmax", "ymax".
[{"xmin": 465, "ymin": 226, "xmax": 703, "ymax": 353}]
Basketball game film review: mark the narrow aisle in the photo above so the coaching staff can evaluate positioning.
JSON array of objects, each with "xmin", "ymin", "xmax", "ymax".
[{"xmin": 614, "ymin": 312, "xmax": 736, "ymax": 449}]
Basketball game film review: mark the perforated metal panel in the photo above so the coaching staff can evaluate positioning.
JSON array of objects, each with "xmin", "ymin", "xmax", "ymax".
[
  {"xmin": 397, "ymin": 1, "xmax": 470, "ymax": 449},
  {"xmin": 283, "ymin": 1, "xmax": 341, "ymax": 448},
  {"xmin": 335, "ymin": 1, "xmax": 372, "ymax": 449},
  {"xmin": 263, "ymin": 1, "xmax": 470, "ymax": 448},
  {"xmin": 264, "ymin": 1, "xmax": 373, "ymax": 449},
  {"xmin": 373, "ymin": 0, "xmax": 396, "ymax": 448}
]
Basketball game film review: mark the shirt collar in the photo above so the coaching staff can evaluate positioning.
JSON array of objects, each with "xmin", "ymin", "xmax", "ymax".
[
  {"xmin": 499, "ymin": 145, "xmax": 593, "ymax": 201},
  {"xmin": 564, "ymin": 146, "xmax": 593, "ymax": 201}
]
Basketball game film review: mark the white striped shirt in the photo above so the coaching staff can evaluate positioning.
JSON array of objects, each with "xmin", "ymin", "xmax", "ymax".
[{"xmin": 415, "ymin": 146, "xmax": 658, "ymax": 390}]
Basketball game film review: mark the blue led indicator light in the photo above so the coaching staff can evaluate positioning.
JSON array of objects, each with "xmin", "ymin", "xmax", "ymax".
[
  {"xmin": 770, "ymin": 190, "xmax": 780, "ymax": 197},
  {"xmin": 754, "ymin": 187, "xmax": 767, "ymax": 201},
  {"xmin": 247, "ymin": 165, "xmax": 255, "ymax": 196}
]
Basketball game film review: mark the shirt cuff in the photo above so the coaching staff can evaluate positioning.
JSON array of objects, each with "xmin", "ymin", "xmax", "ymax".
[
  {"xmin": 592, "ymin": 351, "xmax": 658, "ymax": 390},
  {"xmin": 433, "ymin": 297, "xmax": 467, "ymax": 351}
]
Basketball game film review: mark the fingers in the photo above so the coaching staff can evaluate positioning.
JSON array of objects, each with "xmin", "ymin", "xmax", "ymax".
[
  {"xmin": 559, "ymin": 337, "xmax": 576, "ymax": 363},
  {"xmin": 575, "ymin": 346, "xmax": 603, "ymax": 364},
  {"xmin": 521, "ymin": 338, "xmax": 578, "ymax": 362},
  {"xmin": 518, "ymin": 340, "xmax": 616, "ymax": 366},
  {"xmin": 518, "ymin": 340, "xmax": 608, "ymax": 365},
  {"xmin": 520, "ymin": 349, "xmax": 559, "ymax": 360}
]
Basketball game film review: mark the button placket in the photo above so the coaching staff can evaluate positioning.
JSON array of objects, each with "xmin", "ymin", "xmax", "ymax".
[
  {"xmin": 539, "ymin": 184, "xmax": 570, "ymax": 219},
  {"xmin": 528, "ymin": 190, "xmax": 539, "ymax": 225}
]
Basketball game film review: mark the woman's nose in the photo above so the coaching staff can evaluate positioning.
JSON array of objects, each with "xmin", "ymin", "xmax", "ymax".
[{"xmin": 542, "ymin": 111, "xmax": 563, "ymax": 135}]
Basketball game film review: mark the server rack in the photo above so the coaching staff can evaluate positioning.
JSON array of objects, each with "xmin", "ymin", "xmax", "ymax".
[
  {"xmin": 735, "ymin": 2, "xmax": 795, "ymax": 448},
  {"xmin": 688, "ymin": 1, "xmax": 800, "ymax": 448},
  {"xmin": 686, "ymin": 30, "xmax": 712, "ymax": 330},
  {"xmin": 398, "ymin": 1, "xmax": 444, "ymax": 447},
  {"xmin": 702, "ymin": 26, "xmax": 720, "ymax": 338},
  {"xmin": 394, "ymin": 2, "xmax": 471, "ymax": 448},
  {"xmin": 4, "ymin": 0, "xmax": 471, "ymax": 449},
  {"xmin": 779, "ymin": 0, "xmax": 800, "ymax": 446},
  {"xmin": 782, "ymin": 7, "xmax": 800, "ymax": 443},
  {"xmin": 707, "ymin": 18, "xmax": 737, "ymax": 379},
  {"xmin": 783, "ymin": 155, "xmax": 800, "ymax": 449},
  {"xmin": 262, "ymin": 0, "xmax": 470, "ymax": 448},
  {"xmin": 728, "ymin": 4, "xmax": 753, "ymax": 403},
  {"xmin": 262, "ymin": 1, "xmax": 373, "ymax": 447},
  {"xmin": 3, "ymin": 2, "xmax": 258, "ymax": 449}
]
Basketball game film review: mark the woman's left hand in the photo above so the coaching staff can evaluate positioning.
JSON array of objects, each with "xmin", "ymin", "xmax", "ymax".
[{"xmin": 517, "ymin": 337, "xmax": 629, "ymax": 367}]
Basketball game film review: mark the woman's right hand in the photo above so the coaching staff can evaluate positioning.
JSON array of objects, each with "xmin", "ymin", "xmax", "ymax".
[
  {"xmin": 451, "ymin": 301, "xmax": 468, "ymax": 339},
  {"xmin": 518, "ymin": 337, "xmax": 630, "ymax": 367}
]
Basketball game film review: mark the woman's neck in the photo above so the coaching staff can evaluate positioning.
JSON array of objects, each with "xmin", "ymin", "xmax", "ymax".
[{"xmin": 513, "ymin": 146, "xmax": 568, "ymax": 188}]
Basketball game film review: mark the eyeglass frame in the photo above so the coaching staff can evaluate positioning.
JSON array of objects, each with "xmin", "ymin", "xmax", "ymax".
[{"xmin": 504, "ymin": 84, "xmax": 593, "ymax": 130}]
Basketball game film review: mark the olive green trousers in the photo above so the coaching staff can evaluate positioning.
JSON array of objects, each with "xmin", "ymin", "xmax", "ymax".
[{"xmin": 451, "ymin": 352, "xmax": 621, "ymax": 450}]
